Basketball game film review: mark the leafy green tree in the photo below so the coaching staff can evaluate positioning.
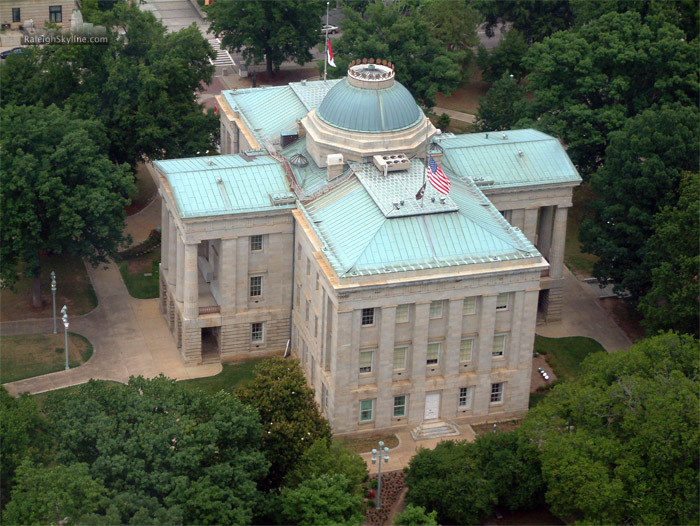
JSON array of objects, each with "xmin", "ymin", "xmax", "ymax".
[
  {"xmin": 0, "ymin": 4, "xmax": 218, "ymax": 167},
  {"xmin": 237, "ymin": 358, "xmax": 332, "ymax": 490},
  {"xmin": 638, "ymin": 173, "xmax": 699, "ymax": 337},
  {"xmin": 477, "ymin": 28, "xmax": 529, "ymax": 83},
  {"xmin": 472, "ymin": 431, "xmax": 545, "ymax": 511},
  {"xmin": 3, "ymin": 461, "xmax": 107, "ymax": 526},
  {"xmin": 280, "ymin": 473, "xmax": 364, "ymax": 526},
  {"xmin": 394, "ymin": 504, "xmax": 438, "ymax": 526},
  {"xmin": 420, "ymin": 0, "xmax": 479, "ymax": 74},
  {"xmin": 475, "ymin": 0, "xmax": 576, "ymax": 43},
  {"xmin": 522, "ymin": 332, "xmax": 700, "ymax": 525},
  {"xmin": 0, "ymin": 389, "xmax": 51, "ymax": 511},
  {"xmin": 580, "ymin": 104, "xmax": 699, "ymax": 301},
  {"xmin": 327, "ymin": 1, "xmax": 464, "ymax": 107},
  {"xmin": 283, "ymin": 438, "xmax": 368, "ymax": 496},
  {"xmin": 521, "ymin": 11, "xmax": 699, "ymax": 174},
  {"xmin": 404, "ymin": 440, "xmax": 497, "ymax": 525},
  {"xmin": 475, "ymin": 72, "xmax": 527, "ymax": 131},
  {"xmin": 41, "ymin": 377, "xmax": 268, "ymax": 525},
  {"xmin": 206, "ymin": 0, "xmax": 325, "ymax": 77},
  {"xmin": 0, "ymin": 104, "xmax": 134, "ymax": 306}
]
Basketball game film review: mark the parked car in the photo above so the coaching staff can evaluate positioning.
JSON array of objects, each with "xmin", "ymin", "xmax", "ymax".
[
  {"xmin": 0, "ymin": 47, "xmax": 24, "ymax": 59},
  {"xmin": 321, "ymin": 24, "xmax": 338, "ymax": 34}
]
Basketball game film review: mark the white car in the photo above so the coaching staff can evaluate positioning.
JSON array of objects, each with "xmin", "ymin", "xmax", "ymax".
[{"xmin": 322, "ymin": 24, "xmax": 338, "ymax": 34}]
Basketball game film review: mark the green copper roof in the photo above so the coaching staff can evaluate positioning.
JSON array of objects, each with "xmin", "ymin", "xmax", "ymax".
[
  {"xmin": 439, "ymin": 129, "xmax": 581, "ymax": 188},
  {"xmin": 301, "ymin": 173, "xmax": 538, "ymax": 277},
  {"xmin": 222, "ymin": 80, "xmax": 341, "ymax": 145},
  {"xmin": 155, "ymin": 155, "xmax": 293, "ymax": 218},
  {"xmin": 317, "ymin": 78, "xmax": 423, "ymax": 133}
]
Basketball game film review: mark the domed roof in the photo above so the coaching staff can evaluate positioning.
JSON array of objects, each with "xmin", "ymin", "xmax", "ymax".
[{"xmin": 317, "ymin": 66, "xmax": 423, "ymax": 133}]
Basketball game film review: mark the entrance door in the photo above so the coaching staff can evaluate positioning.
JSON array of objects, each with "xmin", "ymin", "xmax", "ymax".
[{"xmin": 424, "ymin": 392, "xmax": 440, "ymax": 420}]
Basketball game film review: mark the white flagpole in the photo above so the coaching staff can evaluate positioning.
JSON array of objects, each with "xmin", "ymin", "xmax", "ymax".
[
  {"xmin": 324, "ymin": 1, "xmax": 329, "ymax": 82},
  {"xmin": 422, "ymin": 118, "xmax": 429, "ymax": 207}
]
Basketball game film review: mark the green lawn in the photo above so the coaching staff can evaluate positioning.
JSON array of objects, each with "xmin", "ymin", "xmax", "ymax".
[
  {"xmin": 0, "ymin": 253, "xmax": 98, "ymax": 322},
  {"xmin": 119, "ymin": 253, "xmax": 160, "ymax": 299},
  {"xmin": 178, "ymin": 359, "xmax": 263, "ymax": 395},
  {"xmin": 335, "ymin": 434, "xmax": 399, "ymax": 454},
  {"xmin": 534, "ymin": 335, "xmax": 606, "ymax": 380},
  {"xmin": 1, "ymin": 333, "xmax": 93, "ymax": 384}
]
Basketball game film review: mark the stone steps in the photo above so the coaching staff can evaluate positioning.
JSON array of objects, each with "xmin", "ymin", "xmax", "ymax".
[{"xmin": 411, "ymin": 420, "xmax": 462, "ymax": 441}]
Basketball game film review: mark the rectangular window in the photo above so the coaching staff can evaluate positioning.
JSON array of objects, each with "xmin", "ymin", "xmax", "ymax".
[
  {"xmin": 315, "ymin": 273, "xmax": 319, "ymax": 290},
  {"xmin": 305, "ymin": 300, "xmax": 310, "ymax": 322},
  {"xmin": 427, "ymin": 342, "xmax": 440, "ymax": 365},
  {"xmin": 459, "ymin": 386, "xmax": 473, "ymax": 408},
  {"xmin": 302, "ymin": 341, "xmax": 307, "ymax": 365},
  {"xmin": 460, "ymin": 338, "xmax": 474, "ymax": 362},
  {"xmin": 250, "ymin": 235, "xmax": 263, "ymax": 251},
  {"xmin": 492, "ymin": 334, "xmax": 506, "ymax": 358},
  {"xmin": 496, "ymin": 292, "xmax": 509, "ymax": 311},
  {"xmin": 395, "ymin": 304, "xmax": 409, "ymax": 323},
  {"xmin": 49, "ymin": 5, "xmax": 62, "ymax": 23},
  {"xmin": 359, "ymin": 350, "xmax": 374, "ymax": 374},
  {"xmin": 310, "ymin": 356, "xmax": 315, "ymax": 384},
  {"xmin": 393, "ymin": 395, "xmax": 407, "ymax": 417},
  {"xmin": 359, "ymin": 399, "xmax": 374, "ymax": 421},
  {"xmin": 429, "ymin": 300, "xmax": 443, "ymax": 319},
  {"xmin": 251, "ymin": 322, "xmax": 263, "ymax": 342},
  {"xmin": 296, "ymin": 284, "xmax": 301, "ymax": 306},
  {"xmin": 12, "ymin": 8, "xmax": 20, "ymax": 22},
  {"xmin": 314, "ymin": 315, "xmax": 318, "ymax": 338},
  {"xmin": 361, "ymin": 307, "xmax": 375, "ymax": 326},
  {"xmin": 491, "ymin": 382, "xmax": 504, "ymax": 403},
  {"xmin": 463, "ymin": 296, "xmax": 476, "ymax": 315},
  {"xmin": 322, "ymin": 384, "xmax": 328, "ymax": 408},
  {"xmin": 297, "ymin": 242, "xmax": 301, "ymax": 260},
  {"xmin": 306, "ymin": 258, "xmax": 311, "ymax": 276},
  {"xmin": 393, "ymin": 346, "xmax": 407, "ymax": 370},
  {"xmin": 249, "ymin": 276, "xmax": 262, "ymax": 297}
]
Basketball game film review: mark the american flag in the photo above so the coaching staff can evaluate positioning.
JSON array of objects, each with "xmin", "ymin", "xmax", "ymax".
[{"xmin": 427, "ymin": 155, "xmax": 450, "ymax": 194}]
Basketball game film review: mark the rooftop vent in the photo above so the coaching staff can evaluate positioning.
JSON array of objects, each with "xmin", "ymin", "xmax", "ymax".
[
  {"xmin": 280, "ymin": 131, "xmax": 299, "ymax": 148},
  {"xmin": 269, "ymin": 193, "xmax": 296, "ymax": 206},
  {"xmin": 501, "ymin": 133, "xmax": 508, "ymax": 140},
  {"xmin": 518, "ymin": 150, "xmax": 524, "ymax": 157},
  {"xmin": 372, "ymin": 153, "xmax": 410, "ymax": 174},
  {"xmin": 288, "ymin": 153, "xmax": 309, "ymax": 167}
]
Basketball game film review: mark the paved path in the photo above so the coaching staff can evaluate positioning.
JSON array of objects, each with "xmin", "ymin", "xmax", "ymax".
[
  {"xmin": 536, "ymin": 266, "xmax": 632, "ymax": 351},
  {"xmin": 433, "ymin": 106, "xmax": 476, "ymax": 124}
]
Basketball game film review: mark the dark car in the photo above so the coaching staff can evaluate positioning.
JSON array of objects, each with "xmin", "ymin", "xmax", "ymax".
[{"xmin": 0, "ymin": 47, "xmax": 25, "ymax": 59}]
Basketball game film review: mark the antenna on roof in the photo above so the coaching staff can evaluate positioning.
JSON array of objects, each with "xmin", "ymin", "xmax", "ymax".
[{"xmin": 518, "ymin": 150, "xmax": 524, "ymax": 157}]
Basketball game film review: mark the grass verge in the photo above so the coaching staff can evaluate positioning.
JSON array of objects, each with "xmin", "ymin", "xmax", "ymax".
[
  {"xmin": 119, "ymin": 253, "xmax": 160, "ymax": 299},
  {"xmin": 178, "ymin": 359, "xmax": 263, "ymax": 395},
  {"xmin": 1, "ymin": 333, "xmax": 93, "ymax": 384},
  {"xmin": 0, "ymin": 253, "xmax": 98, "ymax": 322},
  {"xmin": 534, "ymin": 334, "xmax": 605, "ymax": 380},
  {"xmin": 336, "ymin": 434, "xmax": 400, "ymax": 454}
]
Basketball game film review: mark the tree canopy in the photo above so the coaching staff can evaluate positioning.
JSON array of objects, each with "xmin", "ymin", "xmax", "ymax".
[
  {"xmin": 580, "ymin": 103, "xmax": 699, "ymax": 302},
  {"xmin": 475, "ymin": 72, "xmax": 527, "ymax": 131},
  {"xmin": 522, "ymin": 332, "xmax": 699, "ymax": 525},
  {"xmin": 520, "ymin": 10, "xmax": 698, "ymax": 174},
  {"xmin": 0, "ymin": 104, "xmax": 135, "ymax": 305},
  {"xmin": 36, "ymin": 376, "xmax": 269, "ymax": 525},
  {"xmin": 237, "ymin": 358, "xmax": 332, "ymax": 490},
  {"xmin": 475, "ymin": 0, "xmax": 576, "ymax": 43},
  {"xmin": 206, "ymin": 0, "xmax": 326, "ymax": 77},
  {"xmin": 0, "ymin": 3, "xmax": 218, "ymax": 167},
  {"xmin": 638, "ymin": 173, "xmax": 700, "ymax": 337},
  {"xmin": 326, "ymin": 1, "xmax": 464, "ymax": 108},
  {"xmin": 279, "ymin": 473, "xmax": 364, "ymax": 526}
]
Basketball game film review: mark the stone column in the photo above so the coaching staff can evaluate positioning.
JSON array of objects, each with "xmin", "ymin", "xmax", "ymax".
[
  {"xmin": 442, "ymin": 299, "xmax": 463, "ymax": 418},
  {"xmin": 218, "ymin": 238, "xmax": 237, "ymax": 314},
  {"xmin": 167, "ymin": 214, "xmax": 177, "ymax": 287},
  {"xmin": 235, "ymin": 237, "xmax": 249, "ymax": 313},
  {"xmin": 473, "ymin": 294, "xmax": 497, "ymax": 416},
  {"xmin": 160, "ymin": 204, "xmax": 169, "ymax": 270},
  {"xmin": 510, "ymin": 209, "xmax": 525, "ymax": 231},
  {"xmin": 375, "ymin": 306, "xmax": 396, "ymax": 429},
  {"xmin": 538, "ymin": 205, "xmax": 554, "ymax": 259},
  {"xmin": 408, "ymin": 302, "xmax": 430, "ymax": 421},
  {"xmin": 175, "ymin": 230, "xmax": 185, "ymax": 303},
  {"xmin": 549, "ymin": 206, "xmax": 569, "ymax": 279},
  {"xmin": 183, "ymin": 242, "xmax": 199, "ymax": 319},
  {"xmin": 523, "ymin": 208, "xmax": 539, "ymax": 244},
  {"xmin": 507, "ymin": 291, "xmax": 525, "ymax": 371}
]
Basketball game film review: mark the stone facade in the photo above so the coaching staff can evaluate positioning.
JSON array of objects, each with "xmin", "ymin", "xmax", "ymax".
[{"xmin": 1, "ymin": 0, "xmax": 76, "ymax": 29}]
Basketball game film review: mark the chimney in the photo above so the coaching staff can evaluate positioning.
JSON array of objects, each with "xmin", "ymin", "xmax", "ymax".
[
  {"xmin": 326, "ymin": 154, "xmax": 344, "ymax": 180},
  {"xmin": 297, "ymin": 119, "xmax": 306, "ymax": 138}
]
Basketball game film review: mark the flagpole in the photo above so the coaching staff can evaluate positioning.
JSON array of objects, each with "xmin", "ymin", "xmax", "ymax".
[
  {"xmin": 422, "ymin": 118, "xmax": 429, "ymax": 208},
  {"xmin": 324, "ymin": 1, "xmax": 329, "ymax": 82}
]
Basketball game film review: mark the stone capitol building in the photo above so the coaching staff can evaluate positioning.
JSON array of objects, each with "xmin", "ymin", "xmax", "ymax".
[{"xmin": 154, "ymin": 60, "xmax": 580, "ymax": 436}]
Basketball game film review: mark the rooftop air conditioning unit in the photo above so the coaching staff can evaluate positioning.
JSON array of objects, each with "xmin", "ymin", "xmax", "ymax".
[{"xmin": 372, "ymin": 153, "xmax": 410, "ymax": 174}]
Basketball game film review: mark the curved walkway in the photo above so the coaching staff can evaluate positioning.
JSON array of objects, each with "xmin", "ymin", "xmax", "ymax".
[{"xmin": 2, "ymin": 198, "xmax": 221, "ymax": 397}]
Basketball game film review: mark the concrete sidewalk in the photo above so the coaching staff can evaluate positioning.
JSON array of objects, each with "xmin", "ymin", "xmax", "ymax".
[{"xmin": 433, "ymin": 106, "xmax": 476, "ymax": 124}]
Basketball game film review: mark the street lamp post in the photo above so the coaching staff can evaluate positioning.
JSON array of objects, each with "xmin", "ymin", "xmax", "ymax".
[
  {"xmin": 371, "ymin": 440, "xmax": 390, "ymax": 510},
  {"xmin": 61, "ymin": 305, "xmax": 69, "ymax": 370},
  {"xmin": 51, "ymin": 272, "xmax": 57, "ymax": 334}
]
